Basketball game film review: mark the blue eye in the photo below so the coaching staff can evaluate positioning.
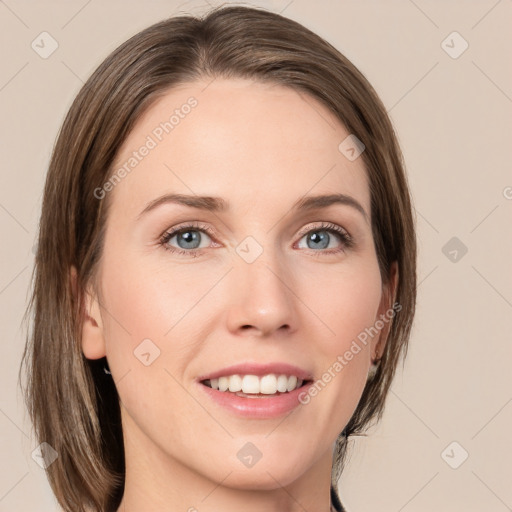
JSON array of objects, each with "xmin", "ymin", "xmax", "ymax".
[
  {"xmin": 159, "ymin": 221, "xmax": 353, "ymax": 257},
  {"xmin": 160, "ymin": 222, "xmax": 214, "ymax": 257},
  {"xmin": 296, "ymin": 222, "xmax": 353, "ymax": 254}
]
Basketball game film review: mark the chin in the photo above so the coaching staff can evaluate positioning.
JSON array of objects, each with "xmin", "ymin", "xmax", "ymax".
[{"xmin": 218, "ymin": 464, "xmax": 307, "ymax": 491}]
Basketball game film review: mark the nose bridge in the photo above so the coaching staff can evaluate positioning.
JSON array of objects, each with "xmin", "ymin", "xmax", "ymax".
[{"xmin": 226, "ymin": 235, "xmax": 296, "ymax": 335}]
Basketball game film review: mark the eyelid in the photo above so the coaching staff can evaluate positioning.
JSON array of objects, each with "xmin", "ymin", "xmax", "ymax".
[
  {"xmin": 296, "ymin": 221, "xmax": 351, "ymax": 240},
  {"xmin": 160, "ymin": 221, "xmax": 216, "ymax": 240}
]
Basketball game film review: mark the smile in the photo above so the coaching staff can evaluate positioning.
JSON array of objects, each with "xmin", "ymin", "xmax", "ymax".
[{"xmin": 197, "ymin": 363, "xmax": 313, "ymax": 418}]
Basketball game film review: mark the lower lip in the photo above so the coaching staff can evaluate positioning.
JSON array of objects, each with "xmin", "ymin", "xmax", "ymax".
[{"xmin": 198, "ymin": 382, "xmax": 312, "ymax": 419}]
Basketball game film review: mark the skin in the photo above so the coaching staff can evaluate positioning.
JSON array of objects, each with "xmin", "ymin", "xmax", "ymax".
[{"xmin": 78, "ymin": 78, "xmax": 397, "ymax": 512}]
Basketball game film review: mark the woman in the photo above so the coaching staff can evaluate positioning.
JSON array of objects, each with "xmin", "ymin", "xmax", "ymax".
[{"xmin": 20, "ymin": 5, "xmax": 416, "ymax": 511}]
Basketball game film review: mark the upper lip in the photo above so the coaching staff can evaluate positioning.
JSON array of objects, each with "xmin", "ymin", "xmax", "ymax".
[{"xmin": 197, "ymin": 362, "xmax": 313, "ymax": 382}]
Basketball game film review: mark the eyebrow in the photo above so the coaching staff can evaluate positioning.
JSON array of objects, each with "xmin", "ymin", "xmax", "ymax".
[{"xmin": 137, "ymin": 192, "xmax": 368, "ymax": 223}]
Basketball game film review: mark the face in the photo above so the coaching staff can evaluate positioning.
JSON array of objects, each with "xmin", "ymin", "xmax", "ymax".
[{"xmin": 81, "ymin": 78, "xmax": 395, "ymax": 497}]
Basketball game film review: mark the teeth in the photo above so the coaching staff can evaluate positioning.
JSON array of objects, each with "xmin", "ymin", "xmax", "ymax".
[
  {"xmin": 277, "ymin": 374, "xmax": 288, "ymax": 392},
  {"xmin": 260, "ymin": 374, "xmax": 277, "ymax": 394},
  {"xmin": 218, "ymin": 376, "xmax": 229, "ymax": 392},
  {"xmin": 286, "ymin": 375, "xmax": 297, "ymax": 392},
  {"xmin": 229, "ymin": 374, "xmax": 243, "ymax": 392},
  {"xmin": 205, "ymin": 374, "xmax": 305, "ymax": 394},
  {"xmin": 242, "ymin": 375, "xmax": 260, "ymax": 394}
]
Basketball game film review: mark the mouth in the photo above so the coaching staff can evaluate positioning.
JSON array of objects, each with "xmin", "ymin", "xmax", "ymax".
[
  {"xmin": 196, "ymin": 363, "xmax": 314, "ymax": 418},
  {"xmin": 200, "ymin": 373, "xmax": 312, "ymax": 398}
]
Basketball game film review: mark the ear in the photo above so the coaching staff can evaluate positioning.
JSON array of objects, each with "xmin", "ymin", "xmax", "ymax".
[
  {"xmin": 372, "ymin": 261, "xmax": 399, "ymax": 361},
  {"xmin": 70, "ymin": 265, "xmax": 106, "ymax": 360}
]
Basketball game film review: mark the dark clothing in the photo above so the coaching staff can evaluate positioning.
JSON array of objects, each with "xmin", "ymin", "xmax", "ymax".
[{"xmin": 331, "ymin": 484, "xmax": 346, "ymax": 512}]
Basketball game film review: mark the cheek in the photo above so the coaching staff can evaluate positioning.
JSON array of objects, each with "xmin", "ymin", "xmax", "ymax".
[
  {"xmin": 299, "ymin": 258, "xmax": 382, "ymax": 407},
  {"xmin": 96, "ymin": 250, "xmax": 230, "ymax": 414},
  {"xmin": 99, "ymin": 252, "xmax": 218, "ymax": 345},
  {"xmin": 97, "ymin": 256, "xmax": 205, "ymax": 446},
  {"xmin": 296, "ymin": 256, "xmax": 383, "ymax": 348}
]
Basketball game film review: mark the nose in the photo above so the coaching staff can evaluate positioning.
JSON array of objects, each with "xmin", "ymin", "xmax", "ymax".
[{"xmin": 225, "ymin": 249, "xmax": 297, "ymax": 338}]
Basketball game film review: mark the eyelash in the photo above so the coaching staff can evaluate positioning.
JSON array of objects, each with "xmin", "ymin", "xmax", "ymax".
[{"xmin": 158, "ymin": 221, "xmax": 354, "ymax": 258}]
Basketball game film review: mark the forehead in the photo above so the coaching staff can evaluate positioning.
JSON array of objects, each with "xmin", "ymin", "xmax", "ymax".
[{"xmin": 108, "ymin": 78, "xmax": 370, "ymax": 219}]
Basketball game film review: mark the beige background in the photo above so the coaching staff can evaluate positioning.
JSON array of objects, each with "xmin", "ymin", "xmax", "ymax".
[{"xmin": 1, "ymin": 0, "xmax": 511, "ymax": 510}]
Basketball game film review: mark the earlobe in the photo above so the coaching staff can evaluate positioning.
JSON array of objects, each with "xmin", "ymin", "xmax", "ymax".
[{"xmin": 70, "ymin": 266, "xmax": 106, "ymax": 360}]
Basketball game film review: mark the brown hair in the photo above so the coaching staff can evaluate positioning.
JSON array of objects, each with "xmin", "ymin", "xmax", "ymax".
[{"xmin": 19, "ymin": 5, "xmax": 416, "ymax": 511}]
